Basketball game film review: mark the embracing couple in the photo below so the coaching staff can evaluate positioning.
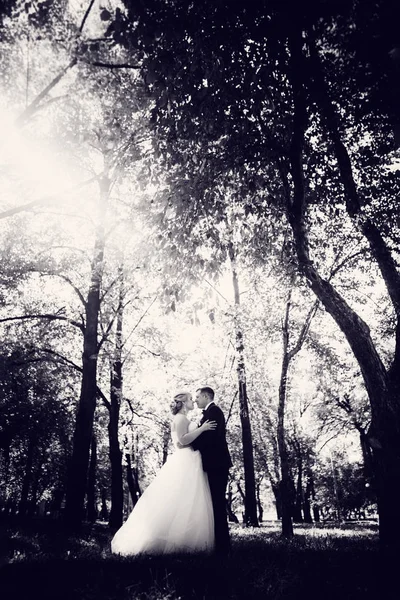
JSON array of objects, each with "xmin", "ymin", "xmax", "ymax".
[{"xmin": 111, "ymin": 387, "xmax": 232, "ymax": 557}]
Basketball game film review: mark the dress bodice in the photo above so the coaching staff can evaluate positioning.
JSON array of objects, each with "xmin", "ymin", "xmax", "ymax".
[{"xmin": 171, "ymin": 421, "xmax": 197, "ymax": 449}]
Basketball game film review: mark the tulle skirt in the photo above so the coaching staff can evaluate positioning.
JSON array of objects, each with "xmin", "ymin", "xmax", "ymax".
[{"xmin": 111, "ymin": 447, "xmax": 215, "ymax": 555}]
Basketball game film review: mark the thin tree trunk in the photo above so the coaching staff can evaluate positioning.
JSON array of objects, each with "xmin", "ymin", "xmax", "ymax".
[
  {"xmin": 2, "ymin": 437, "xmax": 11, "ymax": 489},
  {"xmin": 161, "ymin": 424, "xmax": 170, "ymax": 465},
  {"xmin": 226, "ymin": 480, "xmax": 239, "ymax": 523},
  {"xmin": 108, "ymin": 265, "xmax": 124, "ymax": 531},
  {"xmin": 293, "ymin": 453, "xmax": 304, "ymax": 523},
  {"xmin": 29, "ymin": 459, "xmax": 44, "ymax": 517},
  {"xmin": 256, "ymin": 482, "xmax": 264, "ymax": 523},
  {"xmin": 236, "ymin": 481, "xmax": 246, "ymax": 523},
  {"xmin": 51, "ymin": 489, "xmax": 64, "ymax": 519},
  {"xmin": 277, "ymin": 339, "xmax": 294, "ymax": 537},
  {"xmin": 276, "ymin": 273, "xmax": 317, "ymax": 537},
  {"xmin": 65, "ymin": 174, "xmax": 109, "ymax": 527},
  {"xmin": 358, "ymin": 427, "xmax": 374, "ymax": 483},
  {"xmin": 303, "ymin": 471, "xmax": 314, "ymax": 523},
  {"xmin": 126, "ymin": 453, "xmax": 141, "ymax": 508},
  {"xmin": 313, "ymin": 504, "xmax": 320, "ymax": 523},
  {"xmin": 99, "ymin": 488, "xmax": 109, "ymax": 521},
  {"xmin": 329, "ymin": 452, "xmax": 342, "ymax": 523},
  {"xmin": 19, "ymin": 436, "xmax": 36, "ymax": 517},
  {"xmin": 228, "ymin": 242, "xmax": 259, "ymax": 527},
  {"xmin": 271, "ymin": 482, "xmax": 282, "ymax": 520},
  {"xmin": 87, "ymin": 434, "xmax": 98, "ymax": 522}
]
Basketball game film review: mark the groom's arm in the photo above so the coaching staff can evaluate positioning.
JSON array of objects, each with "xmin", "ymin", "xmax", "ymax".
[{"xmin": 192, "ymin": 405, "xmax": 224, "ymax": 451}]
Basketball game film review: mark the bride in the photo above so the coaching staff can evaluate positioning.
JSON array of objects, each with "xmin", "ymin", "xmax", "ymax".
[{"xmin": 111, "ymin": 391, "xmax": 216, "ymax": 555}]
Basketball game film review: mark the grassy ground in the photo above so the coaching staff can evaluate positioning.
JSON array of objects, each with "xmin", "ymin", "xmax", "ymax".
[{"xmin": 0, "ymin": 517, "xmax": 394, "ymax": 600}]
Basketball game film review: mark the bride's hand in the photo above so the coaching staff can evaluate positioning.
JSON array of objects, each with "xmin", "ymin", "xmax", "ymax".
[{"xmin": 201, "ymin": 419, "xmax": 217, "ymax": 432}]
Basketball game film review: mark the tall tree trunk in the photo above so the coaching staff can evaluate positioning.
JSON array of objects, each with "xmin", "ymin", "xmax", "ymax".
[
  {"xmin": 108, "ymin": 265, "xmax": 124, "ymax": 531},
  {"xmin": 29, "ymin": 459, "xmax": 44, "ymax": 517},
  {"xmin": 18, "ymin": 435, "xmax": 36, "ymax": 517},
  {"xmin": 87, "ymin": 434, "xmax": 97, "ymax": 522},
  {"xmin": 329, "ymin": 452, "xmax": 342, "ymax": 523},
  {"xmin": 226, "ymin": 480, "xmax": 239, "ymax": 523},
  {"xmin": 313, "ymin": 504, "xmax": 320, "ymax": 523},
  {"xmin": 256, "ymin": 482, "xmax": 264, "ymax": 523},
  {"xmin": 161, "ymin": 424, "xmax": 170, "ymax": 465},
  {"xmin": 358, "ymin": 427, "xmax": 374, "ymax": 483},
  {"xmin": 285, "ymin": 24, "xmax": 400, "ymax": 549},
  {"xmin": 51, "ymin": 489, "xmax": 64, "ymax": 519},
  {"xmin": 303, "ymin": 471, "xmax": 314, "ymax": 524},
  {"xmin": 228, "ymin": 242, "xmax": 259, "ymax": 527},
  {"xmin": 277, "ymin": 341, "xmax": 294, "ymax": 537},
  {"xmin": 99, "ymin": 488, "xmax": 109, "ymax": 521},
  {"xmin": 126, "ymin": 453, "xmax": 141, "ymax": 508},
  {"xmin": 2, "ymin": 436, "xmax": 11, "ymax": 490},
  {"xmin": 236, "ymin": 480, "xmax": 246, "ymax": 523},
  {"xmin": 293, "ymin": 452, "xmax": 304, "ymax": 523},
  {"xmin": 65, "ymin": 174, "xmax": 109, "ymax": 527},
  {"xmin": 271, "ymin": 482, "xmax": 282, "ymax": 520},
  {"xmin": 277, "ymin": 274, "xmax": 317, "ymax": 537}
]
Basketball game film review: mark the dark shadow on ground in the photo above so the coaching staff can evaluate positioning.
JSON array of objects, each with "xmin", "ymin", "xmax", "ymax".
[{"xmin": 0, "ymin": 517, "xmax": 396, "ymax": 600}]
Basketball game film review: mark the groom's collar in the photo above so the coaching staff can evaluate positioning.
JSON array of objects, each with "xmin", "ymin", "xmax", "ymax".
[{"xmin": 204, "ymin": 400, "xmax": 215, "ymax": 411}]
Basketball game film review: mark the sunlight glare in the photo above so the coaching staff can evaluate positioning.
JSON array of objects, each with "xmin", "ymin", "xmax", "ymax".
[{"xmin": 0, "ymin": 107, "xmax": 75, "ymax": 203}]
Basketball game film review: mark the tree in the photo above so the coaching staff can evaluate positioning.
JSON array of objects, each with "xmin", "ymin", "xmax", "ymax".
[
  {"xmin": 0, "ymin": 342, "xmax": 75, "ymax": 516},
  {"xmin": 105, "ymin": 0, "xmax": 400, "ymax": 549},
  {"xmin": 282, "ymin": 5, "xmax": 400, "ymax": 548},
  {"xmin": 63, "ymin": 169, "xmax": 108, "ymax": 526},
  {"xmin": 276, "ymin": 280, "xmax": 318, "ymax": 535},
  {"xmin": 106, "ymin": 264, "xmax": 125, "ymax": 530}
]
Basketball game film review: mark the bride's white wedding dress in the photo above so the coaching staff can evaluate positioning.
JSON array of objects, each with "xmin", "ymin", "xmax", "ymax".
[{"xmin": 111, "ymin": 422, "xmax": 215, "ymax": 555}]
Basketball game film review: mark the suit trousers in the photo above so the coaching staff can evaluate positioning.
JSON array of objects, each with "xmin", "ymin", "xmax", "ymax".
[{"xmin": 207, "ymin": 469, "xmax": 230, "ymax": 554}]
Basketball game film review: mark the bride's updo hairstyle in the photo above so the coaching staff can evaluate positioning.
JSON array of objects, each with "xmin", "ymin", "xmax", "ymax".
[{"xmin": 170, "ymin": 392, "xmax": 190, "ymax": 415}]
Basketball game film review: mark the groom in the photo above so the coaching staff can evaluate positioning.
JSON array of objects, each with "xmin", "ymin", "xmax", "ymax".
[{"xmin": 192, "ymin": 386, "xmax": 232, "ymax": 556}]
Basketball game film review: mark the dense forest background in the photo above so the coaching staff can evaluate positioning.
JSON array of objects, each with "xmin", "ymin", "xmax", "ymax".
[{"xmin": 0, "ymin": 0, "xmax": 399, "ymax": 551}]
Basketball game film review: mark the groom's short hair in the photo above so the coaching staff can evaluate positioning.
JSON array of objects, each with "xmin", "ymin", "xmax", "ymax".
[{"xmin": 197, "ymin": 386, "xmax": 214, "ymax": 400}]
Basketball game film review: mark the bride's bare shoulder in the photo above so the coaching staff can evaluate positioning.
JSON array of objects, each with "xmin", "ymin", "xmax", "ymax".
[{"xmin": 171, "ymin": 413, "xmax": 189, "ymax": 431}]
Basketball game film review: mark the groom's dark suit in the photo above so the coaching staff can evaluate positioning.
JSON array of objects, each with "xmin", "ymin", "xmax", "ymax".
[{"xmin": 192, "ymin": 401, "xmax": 232, "ymax": 555}]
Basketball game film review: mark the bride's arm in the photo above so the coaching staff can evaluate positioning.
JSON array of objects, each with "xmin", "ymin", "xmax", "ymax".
[{"xmin": 174, "ymin": 415, "xmax": 216, "ymax": 446}]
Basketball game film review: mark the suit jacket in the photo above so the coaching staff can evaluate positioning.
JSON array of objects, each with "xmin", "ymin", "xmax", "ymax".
[{"xmin": 192, "ymin": 402, "xmax": 232, "ymax": 472}]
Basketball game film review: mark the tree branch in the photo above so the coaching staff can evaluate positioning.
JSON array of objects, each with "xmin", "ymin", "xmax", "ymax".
[
  {"xmin": 316, "ymin": 425, "xmax": 348, "ymax": 453},
  {"xmin": 0, "ymin": 314, "xmax": 85, "ymax": 332},
  {"xmin": 225, "ymin": 391, "xmax": 238, "ymax": 427},
  {"xmin": 41, "ymin": 273, "xmax": 87, "ymax": 308},
  {"xmin": 0, "ymin": 176, "xmax": 98, "ymax": 220},
  {"xmin": 79, "ymin": 0, "xmax": 96, "ymax": 33},
  {"xmin": 285, "ymin": 26, "xmax": 388, "ymax": 411},
  {"xmin": 38, "ymin": 346, "xmax": 111, "ymax": 411},
  {"xmin": 122, "ymin": 295, "xmax": 159, "ymax": 365},
  {"xmin": 307, "ymin": 31, "xmax": 400, "ymax": 316},
  {"xmin": 14, "ymin": 0, "xmax": 94, "ymax": 127},
  {"xmin": 96, "ymin": 385, "xmax": 111, "ymax": 412},
  {"xmin": 16, "ymin": 59, "xmax": 78, "ymax": 127},
  {"xmin": 38, "ymin": 347, "xmax": 83, "ymax": 373},
  {"xmin": 88, "ymin": 62, "xmax": 141, "ymax": 70},
  {"xmin": 204, "ymin": 278, "xmax": 230, "ymax": 304},
  {"xmin": 288, "ymin": 299, "xmax": 319, "ymax": 359},
  {"xmin": 99, "ymin": 271, "xmax": 124, "ymax": 304},
  {"xmin": 97, "ymin": 303, "xmax": 122, "ymax": 351},
  {"xmin": 328, "ymin": 250, "xmax": 367, "ymax": 281},
  {"xmin": 128, "ymin": 344, "xmax": 161, "ymax": 357}
]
